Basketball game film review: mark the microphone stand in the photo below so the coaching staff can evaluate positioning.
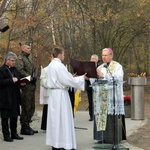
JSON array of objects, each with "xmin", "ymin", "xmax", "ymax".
[
  {"xmin": 112, "ymin": 76, "xmax": 117, "ymax": 150},
  {"xmin": 104, "ymin": 64, "xmax": 129, "ymax": 150},
  {"xmin": 75, "ymin": 126, "xmax": 87, "ymax": 130},
  {"xmin": 69, "ymin": 88, "xmax": 88, "ymax": 130}
]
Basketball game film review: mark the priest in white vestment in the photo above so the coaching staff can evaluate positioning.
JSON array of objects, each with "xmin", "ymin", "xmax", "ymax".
[
  {"xmin": 39, "ymin": 66, "xmax": 49, "ymax": 130},
  {"xmin": 95, "ymin": 48, "xmax": 126, "ymax": 144},
  {"xmin": 40, "ymin": 55, "xmax": 53, "ymax": 130},
  {"xmin": 46, "ymin": 47, "xmax": 86, "ymax": 150}
]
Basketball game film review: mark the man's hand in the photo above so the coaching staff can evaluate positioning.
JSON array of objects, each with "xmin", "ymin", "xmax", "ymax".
[
  {"xmin": 73, "ymin": 72, "xmax": 77, "ymax": 77},
  {"xmin": 84, "ymin": 73, "xmax": 89, "ymax": 80},
  {"xmin": 97, "ymin": 68, "xmax": 104, "ymax": 78},
  {"xmin": 12, "ymin": 77, "xmax": 18, "ymax": 83},
  {"xmin": 20, "ymin": 82, "xmax": 26, "ymax": 86}
]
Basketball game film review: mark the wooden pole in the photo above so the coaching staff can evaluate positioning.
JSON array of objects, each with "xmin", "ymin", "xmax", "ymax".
[{"xmin": 0, "ymin": 0, "xmax": 8, "ymax": 17}]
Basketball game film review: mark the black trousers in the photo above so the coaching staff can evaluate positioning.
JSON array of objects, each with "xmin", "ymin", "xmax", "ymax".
[
  {"xmin": 87, "ymin": 90, "xmax": 93, "ymax": 119},
  {"xmin": 52, "ymin": 147, "xmax": 75, "ymax": 150},
  {"xmin": 41, "ymin": 104, "xmax": 48, "ymax": 130},
  {"xmin": 1, "ymin": 117, "xmax": 17, "ymax": 138},
  {"xmin": 68, "ymin": 88, "xmax": 75, "ymax": 117}
]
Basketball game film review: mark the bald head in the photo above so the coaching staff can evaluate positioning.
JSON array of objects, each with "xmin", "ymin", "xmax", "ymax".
[{"xmin": 21, "ymin": 45, "xmax": 31, "ymax": 54}]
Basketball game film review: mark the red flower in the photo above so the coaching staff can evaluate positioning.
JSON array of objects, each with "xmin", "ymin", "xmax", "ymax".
[{"xmin": 124, "ymin": 95, "xmax": 131, "ymax": 105}]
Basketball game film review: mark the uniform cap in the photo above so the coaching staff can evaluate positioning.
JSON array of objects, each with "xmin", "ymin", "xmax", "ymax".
[{"xmin": 19, "ymin": 41, "xmax": 31, "ymax": 46}]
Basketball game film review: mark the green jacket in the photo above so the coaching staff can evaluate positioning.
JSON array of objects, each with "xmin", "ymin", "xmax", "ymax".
[
  {"xmin": 16, "ymin": 51, "xmax": 34, "ymax": 77},
  {"xmin": 16, "ymin": 51, "xmax": 36, "ymax": 87}
]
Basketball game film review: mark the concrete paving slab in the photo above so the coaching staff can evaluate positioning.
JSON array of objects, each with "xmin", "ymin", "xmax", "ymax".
[{"xmin": 0, "ymin": 111, "xmax": 147, "ymax": 150}]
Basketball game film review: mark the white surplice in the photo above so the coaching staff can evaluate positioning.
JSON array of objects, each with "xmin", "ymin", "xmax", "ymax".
[
  {"xmin": 96, "ymin": 60, "xmax": 125, "ymax": 115},
  {"xmin": 93, "ymin": 61, "xmax": 125, "ymax": 131},
  {"xmin": 39, "ymin": 66, "xmax": 49, "ymax": 104},
  {"xmin": 46, "ymin": 58, "xmax": 85, "ymax": 149}
]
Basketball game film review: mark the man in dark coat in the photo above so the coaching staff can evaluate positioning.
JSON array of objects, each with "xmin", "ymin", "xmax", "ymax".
[
  {"xmin": 85, "ymin": 54, "xmax": 100, "ymax": 121},
  {"xmin": 0, "ymin": 52, "xmax": 23, "ymax": 142}
]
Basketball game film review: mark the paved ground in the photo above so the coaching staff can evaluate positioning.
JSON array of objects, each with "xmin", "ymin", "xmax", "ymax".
[{"xmin": 0, "ymin": 111, "xmax": 147, "ymax": 150}]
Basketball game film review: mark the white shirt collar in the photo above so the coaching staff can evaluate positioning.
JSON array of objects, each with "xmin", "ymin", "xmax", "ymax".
[{"xmin": 54, "ymin": 58, "xmax": 61, "ymax": 62}]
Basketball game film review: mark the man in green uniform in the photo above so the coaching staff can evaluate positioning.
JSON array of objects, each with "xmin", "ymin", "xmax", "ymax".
[{"xmin": 16, "ymin": 43, "xmax": 38, "ymax": 135}]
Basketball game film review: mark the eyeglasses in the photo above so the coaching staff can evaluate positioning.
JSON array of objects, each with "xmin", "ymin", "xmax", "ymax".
[
  {"xmin": 101, "ymin": 54, "xmax": 110, "ymax": 57},
  {"xmin": 9, "ymin": 59, "xmax": 16, "ymax": 62}
]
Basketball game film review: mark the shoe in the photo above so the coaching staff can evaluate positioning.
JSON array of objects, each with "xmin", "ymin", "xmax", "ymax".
[
  {"xmin": 21, "ymin": 128, "xmax": 34, "ymax": 135},
  {"xmin": 97, "ymin": 140, "xmax": 105, "ymax": 144},
  {"xmin": 89, "ymin": 118, "xmax": 93, "ymax": 121},
  {"xmin": 52, "ymin": 147, "xmax": 60, "ymax": 150},
  {"xmin": 28, "ymin": 126, "xmax": 38, "ymax": 134},
  {"xmin": 97, "ymin": 140, "xmax": 103, "ymax": 144},
  {"xmin": 11, "ymin": 134, "xmax": 24, "ymax": 140},
  {"xmin": 4, "ymin": 137, "xmax": 13, "ymax": 142}
]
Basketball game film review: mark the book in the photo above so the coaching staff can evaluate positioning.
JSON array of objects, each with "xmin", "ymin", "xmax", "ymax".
[
  {"xmin": 18, "ymin": 75, "xmax": 31, "ymax": 84},
  {"xmin": 70, "ymin": 58, "xmax": 97, "ymax": 78}
]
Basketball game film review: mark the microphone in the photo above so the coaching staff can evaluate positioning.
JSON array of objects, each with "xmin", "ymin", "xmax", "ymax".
[
  {"xmin": 104, "ymin": 63, "xmax": 114, "ymax": 81},
  {"xmin": 103, "ymin": 63, "xmax": 108, "ymax": 68}
]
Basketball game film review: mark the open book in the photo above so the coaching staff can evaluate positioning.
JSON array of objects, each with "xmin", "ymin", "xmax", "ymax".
[
  {"xmin": 18, "ymin": 75, "xmax": 31, "ymax": 84},
  {"xmin": 70, "ymin": 58, "xmax": 97, "ymax": 78}
]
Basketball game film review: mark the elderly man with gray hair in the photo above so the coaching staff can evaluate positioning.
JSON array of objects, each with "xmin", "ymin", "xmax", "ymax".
[
  {"xmin": 95, "ymin": 48, "xmax": 126, "ymax": 144},
  {"xmin": 0, "ymin": 52, "xmax": 23, "ymax": 142}
]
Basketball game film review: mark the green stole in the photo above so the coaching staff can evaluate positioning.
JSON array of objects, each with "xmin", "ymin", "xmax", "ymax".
[{"xmin": 94, "ymin": 61, "xmax": 118, "ymax": 131}]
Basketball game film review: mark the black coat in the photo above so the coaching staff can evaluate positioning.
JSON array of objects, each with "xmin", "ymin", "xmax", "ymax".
[
  {"xmin": 85, "ymin": 80, "xmax": 92, "ymax": 91},
  {"xmin": 0, "ymin": 64, "xmax": 21, "ymax": 118}
]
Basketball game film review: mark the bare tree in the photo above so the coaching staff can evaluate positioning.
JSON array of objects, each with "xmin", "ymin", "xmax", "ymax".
[{"xmin": 0, "ymin": 0, "xmax": 150, "ymax": 74}]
